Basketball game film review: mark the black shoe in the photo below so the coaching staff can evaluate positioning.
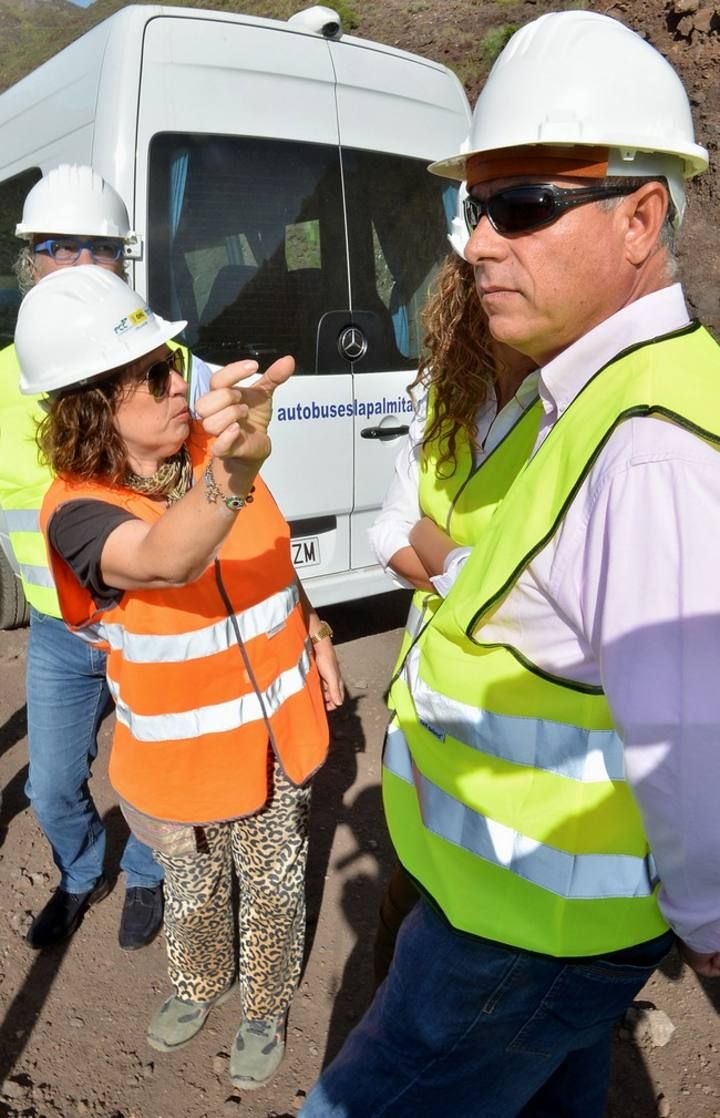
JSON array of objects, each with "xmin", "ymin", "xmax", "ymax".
[
  {"xmin": 118, "ymin": 884, "xmax": 164, "ymax": 951},
  {"xmin": 26, "ymin": 877, "xmax": 111, "ymax": 949}
]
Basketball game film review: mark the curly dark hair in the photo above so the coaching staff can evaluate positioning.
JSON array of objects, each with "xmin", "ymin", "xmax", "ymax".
[
  {"xmin": 410, "ymin": 254, "xmax": 496, "ymax": 475},
  {"xmin": 37, "ymin": 375, "xmax": 131, "ymax": 484}
]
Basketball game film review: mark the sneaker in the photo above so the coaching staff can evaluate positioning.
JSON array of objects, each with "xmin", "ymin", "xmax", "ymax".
[
  {"xmin": 118, "ymin": 884, "xmax": 164, "ymax": 951},
  {"xmin": 229, "ymin": 1013, "xmax": 287, "ymax": 1090},
  {"xmin": 25, "ymin": 877, "xmax": 111, "ymax": 949},
  {"xmin": 147, "ymin": 984, "xmax": 236, "ymax": 1052}
]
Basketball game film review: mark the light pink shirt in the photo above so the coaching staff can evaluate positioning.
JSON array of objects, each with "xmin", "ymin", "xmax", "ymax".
[{"xmin": 373, "ymin": 283, "xmax": 720, "ymax": 953}]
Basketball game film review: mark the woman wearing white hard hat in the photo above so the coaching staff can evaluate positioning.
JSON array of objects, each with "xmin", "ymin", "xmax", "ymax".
[{"xmin": 17, "ymin": 265, "xmax": 343, "ymax": 1089}]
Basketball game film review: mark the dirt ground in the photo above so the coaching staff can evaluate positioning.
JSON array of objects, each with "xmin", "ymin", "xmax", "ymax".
[{"xmin": 0, "ymin": 592, "xmax": 719, "ymax": 1118}]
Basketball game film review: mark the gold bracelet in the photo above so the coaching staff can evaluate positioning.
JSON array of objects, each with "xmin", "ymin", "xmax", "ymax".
[
  {"xmin": 203, "ymin": 461, "xmax": 255, "ymax": 513},
  {"xmin": 311, "ymin": 620, "xmax": 333, "ymax": 644}
]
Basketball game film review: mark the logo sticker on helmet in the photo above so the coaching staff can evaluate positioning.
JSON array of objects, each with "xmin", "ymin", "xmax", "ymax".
[{"xmin": 114, "ymin": 308, "xmax": 150, "ymax": 335}]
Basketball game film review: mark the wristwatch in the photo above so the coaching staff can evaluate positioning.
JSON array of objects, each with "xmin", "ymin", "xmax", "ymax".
[{"xmin": 311, "ymin": 620, "xmax": 333, "ymax": 645}]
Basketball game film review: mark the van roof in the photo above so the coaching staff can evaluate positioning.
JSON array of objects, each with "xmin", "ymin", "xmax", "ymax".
[{"xmin": 120, "ymin": 5, "xmax": 454, "ymax": 72}]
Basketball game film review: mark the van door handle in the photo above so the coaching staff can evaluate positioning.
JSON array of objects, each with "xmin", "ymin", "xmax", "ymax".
[{"xmin": 360, "ymin": 425, "xmax": 409, "ymax": 441}]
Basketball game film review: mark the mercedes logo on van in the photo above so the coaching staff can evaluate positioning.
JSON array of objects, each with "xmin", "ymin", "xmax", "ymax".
[{"xmin": 338, "ymin": 325, "xmax": 368, "ymax": 362}]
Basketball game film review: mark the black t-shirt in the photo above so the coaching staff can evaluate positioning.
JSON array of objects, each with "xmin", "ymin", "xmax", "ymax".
[{"xmin": 48, "ymin": 499, "xmax": 138, "ymax": 610}]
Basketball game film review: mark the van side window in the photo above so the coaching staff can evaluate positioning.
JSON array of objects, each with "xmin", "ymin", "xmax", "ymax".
[
  {"xmin": 0, "ymin": 167, "xmax": 42, "ymax": 345},
  {"xmin": 342, "ymin": 149, "xmax": 457, "ymax": 367},
  {"xmin": 147, "ymin": 136, "xmax": 454, "ymax": 375},
  {"xmin": 147, "ymin": 135, "xmax": 347, "ymax": 373}
]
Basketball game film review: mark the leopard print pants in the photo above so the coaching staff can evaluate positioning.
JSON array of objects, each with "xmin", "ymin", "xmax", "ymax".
[{"xmin": 153, "ymin": 757, "xmax": 311, "ymax": 1019}]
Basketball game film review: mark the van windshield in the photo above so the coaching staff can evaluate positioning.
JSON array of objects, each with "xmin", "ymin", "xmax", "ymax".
[{"xmin": 147, "ymin": 135, "xmax": 456, "ymax": 373}]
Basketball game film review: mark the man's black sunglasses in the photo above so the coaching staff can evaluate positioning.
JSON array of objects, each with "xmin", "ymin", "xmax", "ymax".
[{"xmin": 463, "ymin": 182, "xmax": 639, "ymax": 236}]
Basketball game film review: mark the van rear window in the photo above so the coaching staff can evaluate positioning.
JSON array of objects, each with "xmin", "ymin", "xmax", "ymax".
[{"xmin": 147, "ymin": 134, "xmax": 456, "ymax": 375}]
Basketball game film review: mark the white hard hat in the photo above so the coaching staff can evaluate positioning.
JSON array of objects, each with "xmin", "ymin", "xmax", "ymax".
[
  {"xmin": 16, "ymin": 266, "xmax": 186, "ymax": 396},
  {"xmin": 16, "ymin": 164, "xmax": 132, "ymax": 240},
  {"xmin": 429, "ymin": 12, "xmax": 708, "ymax": 228}
]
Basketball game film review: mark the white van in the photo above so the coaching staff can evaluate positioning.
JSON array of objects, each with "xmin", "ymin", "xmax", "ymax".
[{"xmin": 0, "ymin": 4, "xmax": 470, "ymax": 622}]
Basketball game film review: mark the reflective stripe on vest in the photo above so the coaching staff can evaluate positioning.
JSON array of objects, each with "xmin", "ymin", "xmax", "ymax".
[
  {"xmin": 109, "ymin": 643, "xmax": 312, "ymax": 742},
  {"xmin": 17, "ymin": 563, "xmax": 55, "ymax": 589},
  {"xmin": 4, "ymin": 509, "xmax": 39, "ymax": 532},
  {"xmin": 384, "ymin": 721, "xmax": 657, "ymax": 900},
  {"xmin": 409, "ymin": 645, "xmax": 624, "ymax": 783},
  {"xmin": 101, "ymin": 582, "xmax": 298, "ymax": 662},
  {"xmin": 385, "ymin": 324, "xmax": 720, "ymax": 956}
]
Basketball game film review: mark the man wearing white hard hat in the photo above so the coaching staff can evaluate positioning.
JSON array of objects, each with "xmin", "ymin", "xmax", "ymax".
[
  {"xmin": 0, "ymin": 165, "xmax": 211, "ymax": 952},
  {"xmin": 302, "ymin": 12, "xmax": 720, "ymax": 1117}
]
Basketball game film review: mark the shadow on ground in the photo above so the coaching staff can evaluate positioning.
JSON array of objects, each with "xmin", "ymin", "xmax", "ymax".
[{"xmin": 0, "ymin": 806, "xmax": 130, "ymax": 1092}]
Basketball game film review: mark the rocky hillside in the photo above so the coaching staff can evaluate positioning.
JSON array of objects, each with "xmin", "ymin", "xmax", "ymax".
[{"xmin": 1, "ymin": 0, "xmax": 718, "ymax": 329}]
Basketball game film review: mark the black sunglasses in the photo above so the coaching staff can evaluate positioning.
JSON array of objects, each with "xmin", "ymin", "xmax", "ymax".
[
  {"xmin": 463, "ymin": 182, "xmax": 639, "ymax": 236},
  {"xmin": 132, "ymin": 348, "xmax": 185, "ymax": 399}
]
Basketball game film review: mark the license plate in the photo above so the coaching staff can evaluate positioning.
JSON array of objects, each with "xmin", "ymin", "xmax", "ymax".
[{"xmin": 292, "ymin": 536, "xmax": 320, "ymax": 567}]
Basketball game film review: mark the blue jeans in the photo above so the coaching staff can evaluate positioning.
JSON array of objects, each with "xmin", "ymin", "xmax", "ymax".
[
  {"xmin": 25, "ymin": 607, "xmax": 162, "ymax": 893},
  {"xmin": 301, "ymin": 898, "xmax": 672, "ymax": 1118}
]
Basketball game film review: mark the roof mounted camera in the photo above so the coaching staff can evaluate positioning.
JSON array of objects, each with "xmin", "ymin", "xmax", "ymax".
[{"xmin": 288, "ymin": 6, "xmax": 343, "ymax": 40}]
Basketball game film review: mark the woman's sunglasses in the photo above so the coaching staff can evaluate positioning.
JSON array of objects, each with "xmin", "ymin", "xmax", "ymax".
[
  {"xmin": 463, "ymin": 182, "xmax": 639, "ymax": 236},
  {"xmin": 34, "ymin": 237, "xmax": 125, "ymax": 263},
  {"xmin": 131, "ymin": 348, "xmax": 186, "ymax": 400}
]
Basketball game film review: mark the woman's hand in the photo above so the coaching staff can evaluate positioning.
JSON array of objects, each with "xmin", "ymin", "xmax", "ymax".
[
  {"xmin": 195, "ymin": 356, "xmax": 295, "ymax": 462},
  {"xmin": 314, "ymin": 639, "xmax": 345, "ymax": 711}
]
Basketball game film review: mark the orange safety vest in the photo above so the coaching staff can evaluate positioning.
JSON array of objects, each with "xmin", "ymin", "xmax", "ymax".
[{"xmin": 40, "ymin": 423, "xmax": 329, "ymax": 825}]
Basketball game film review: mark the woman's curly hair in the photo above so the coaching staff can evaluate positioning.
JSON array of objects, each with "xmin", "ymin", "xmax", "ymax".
[
  {"xmin": 410, "ymin": 254, "xmax": 495, "ymax": 475},
  {"xmin": 37, "ymin": 375, "xmax": 131, "ymax": 484}
]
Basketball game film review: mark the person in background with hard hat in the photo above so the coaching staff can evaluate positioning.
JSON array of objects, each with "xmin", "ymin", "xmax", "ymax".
[
  {"xmin": 0, "ymin": 165, "xmax": 212, "ymax": 951},
  {"xmin": 15, "ymin": 265, "xmax": 343, "ymax": 1089},
  {"xmin": 301, "ymin": 11, "xmax": 720, "ymax": 1116}
]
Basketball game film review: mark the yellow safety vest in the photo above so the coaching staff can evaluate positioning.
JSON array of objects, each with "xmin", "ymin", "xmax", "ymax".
[
  {"xmin": 0, "ymin": 340, "xmax": 192, "ymax": 617},
  {"xmin": 397, "ymin": 390, "xmax": 542, "ymax": 659},
  {"xmin": 384, "ymin": 322, "xmax": 720, "ymax": 957}
]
